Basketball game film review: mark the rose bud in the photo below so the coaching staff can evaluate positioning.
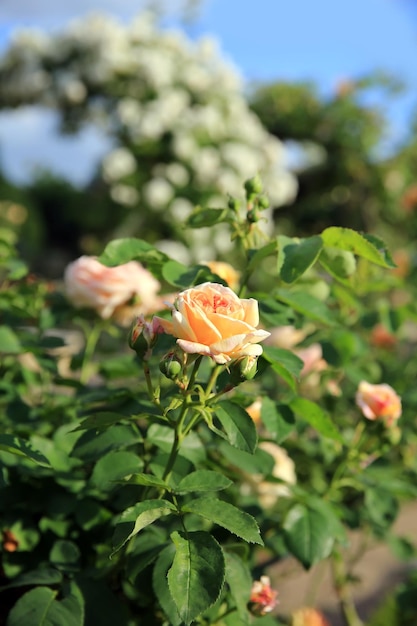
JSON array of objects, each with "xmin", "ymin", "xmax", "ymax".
[
  {"xmin": 248, "ymin": 575, "xmax": 278, "ymax": 616},
  {"xmin": 159, "ymin": 351, "xmax": 183, "ymax": 381},
  {"xmin": 355, "ymin": 381, "xmax": 402, "ymax": 427}
]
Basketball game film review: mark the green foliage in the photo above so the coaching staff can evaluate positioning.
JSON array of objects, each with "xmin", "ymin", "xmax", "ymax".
[{"xmin": 1, "ymin": 175, "xmax": 416, "ymax": 626}]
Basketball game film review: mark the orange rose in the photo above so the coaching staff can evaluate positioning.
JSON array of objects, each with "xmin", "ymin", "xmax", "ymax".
[
  {"xmin": 355, "ymin": 381, "xmax": 402, "ymax": 426},
  {"xmin": 154, "ymin": 282, "xmax": 270, "ymax": 364},
  {"xmin": 64, "ymin": 256, "xmax": 161, "ymax": 324}
]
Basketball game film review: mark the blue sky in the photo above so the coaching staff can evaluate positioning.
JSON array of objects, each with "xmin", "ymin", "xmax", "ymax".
[{"xmin": 0, "ymin": 0, "xmax": 416, "ymax": 184}]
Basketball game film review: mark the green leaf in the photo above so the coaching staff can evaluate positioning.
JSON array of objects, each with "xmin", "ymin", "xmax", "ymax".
[
  {"xmin": 214, "ymin": 401, "xmax": 258, "ymax": 453},
  {"xmin": 0, "ymin": 326, "xmax": 22, "ymax": 354},
  {"xmin": 259, "ymin": 397, "xmax": 296, "ymax": 442},
  {"xmin": 72, "ymin": 412, "xmax": 129, "ymax": 432},
  {"xmin": 162, "ymin": 261, "xmax": 221, "ymax": 289},
  {"xmin": 112, "ymin": 500, "xmax": 176, "ymax": 555},
  {"xmin": 275, "ymin": 288, "xmax": 336, "ymax": 325},
  {"xmin": 319, "ymin": 246, "xmax": 356, "ymax": 282},
  {"xmin": 168, "ymin": 530, "xmax": 225, "ymax": 625},
  {"xmin": 147, "ymin": 424, "xmax": 206, "ymax": 465},
  {"xmin": 247, "ymin": 240, "xmax": 278, "ymax": 272},
  {"xmin": 49, "ymin": 540, "xmax": 81, "ymax": 574},
  {"xmin": 362, "ymin": 233, "xmax": 396, "ymax": 268},
  {"xmin": 182, "ymin": 496, "xmax": 263, "ymax": 545},
  {"xmin": 176, "ymin": 470, "xmax": 233, "ymax": 494},
  {"xmin": 218, "ymin": 442, "xmax": 275, "ymax": 476},
  {"xmin": 277, "ymin": 235, "xmax": 323, "ymax": 283},
  {"xmin": 71, "ymin": 425, "xmax": 142, "ymax": 462},
  {"xmin": 186, "ymin": 207, "xmax": 231, "ymax": 228},
  {"xmin": 262, "ymin": 346, "xmax": 304, "ymax": 390},
  {"xmin": 153, "ymin": 545, "xmax": 182, "ymax": 626},
  {"xmin": 364, "ymin": 487, "xmax": 398, "ymax": 529},
  {"xmin": 6, "ymin": 581, "xmax": 84, "ymax": 626},
  {"xmin": 97, "ymin": 237, "xmax": 167, "ymax": 279},
  {"xmin": 321, "ymin": 227, "xmax": 396, "ymax": 268},
  {"xmin": 283, "ymin": 503, "xmax": 335, "ymax": 569},
  {"xmin": 258, "ymin": 296, "xmax": 294, "ymax": 328},
  {"xmin": 98, "ymin": 237, "xmax": 164, "ymax": 266},
  {"xmin": 0, "ymin": 435, "xmax": 50, "ymax": 466},
  {"xmin": 0, "ymin": 568, "xmax": 62, "ymax": 592},
  {"xmin": 123, "ymin": 472, "xmax": 170, "ymax": 491},
  {"xmin": 91, "ymin": 451, "xmax": 144, "ymax": 491},
  {"xmin": 224, "ymin": 552, "xmax": 252, "ymax": 622},
  {"xmin": 290, "ymin": 397, "xmax": 343, "ymax": 442}
]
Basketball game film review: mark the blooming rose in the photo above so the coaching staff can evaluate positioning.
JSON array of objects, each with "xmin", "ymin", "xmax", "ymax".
[
  {"xmin": 154, "ymin": 282, "xmax": 270, "ymax": 364},
  {"xmin": 355, "ymin": 381, "xmax": 402, "ymax": 426},
  {"xmin": 292, "ymin": 608, "xmax": 331, "ymax": 626},
  {"xmin": 248, "ymin": 576, "xmax": 279, "ymax": 616},
  {"xmin": 64, "ymin": 256, "xmax": 161, "ymax": 325}
]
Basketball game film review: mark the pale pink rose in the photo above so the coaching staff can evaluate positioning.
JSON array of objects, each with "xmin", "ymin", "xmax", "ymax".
[
  {"xmin": 249, "ymin": 576, "xmax": 279, "ymax": 616},
  {"xmin": 241, "ymin": 442, "xmax": 296, "ymax": 508},
  {"xmin": 204, "ymin": 261, "xmax": 241, "ymax": 291},
  {"xmin": 265, "ymin": 325, "xmax": 309, "ymax": 350},
  {"xmin": 296, "ymin": 343, "xmax": 327, "ymax": 378},
  {"xmin": 154, "ymin": 282, "xmax": 270, "ymax": 365},
  {"xmin": 64, "ymin": 256, "xmax": 161, "ymax": 324},
  {"xmin": 356, "ymin": 381, "xmax": 402, "ymax": 426}
]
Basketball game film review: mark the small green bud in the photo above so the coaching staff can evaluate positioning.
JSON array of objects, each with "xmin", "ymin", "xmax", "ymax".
[
  {"xmin": 244, "ymin": 174, "xmax": 263, "ymax": 197},
  {"xmin": 229, "ymin": 355, "xmax": 258, "ymax": 386},
  {"xmin": 159, "ymin": 352, "xmax": 183, "ymax": 380},
  {"xmin": 227, "ymin": 196, "xmax": 240, "ymax": 212},
  {"xmin": 257, "ymin": 194, "xmax": 270, "ymax": 210},
  {"xmin": 247, "ymin": 208, "xmax": 260, "ymax": 223}
]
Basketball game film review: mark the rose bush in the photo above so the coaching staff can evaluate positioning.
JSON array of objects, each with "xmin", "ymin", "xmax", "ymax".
[
  {"xmin": 155, "ymin": 281, "xmax": 271, "ymax": 364},
  {"xmin": 1, "ymin": 176, "xmax": 417, "ymax": 626}
]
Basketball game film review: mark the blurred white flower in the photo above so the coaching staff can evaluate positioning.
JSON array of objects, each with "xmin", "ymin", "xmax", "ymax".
[
  {"xmin": 102, "ymin": 148, "xmax": 137, "ymax": 182},
  {"xmin": 143, "ymin": 178, "xmax": 174, "ymax": 209},
  {"xmin": 170, "ymin": 197, "xmax": 194, "ymax": 221},
  {"xmin": 164, "ymin": 163, "xmax": 190, "ymax": 187},
  {"xmin": 110, "ymin": 184, "xmax": 139, "ymax": 206}
]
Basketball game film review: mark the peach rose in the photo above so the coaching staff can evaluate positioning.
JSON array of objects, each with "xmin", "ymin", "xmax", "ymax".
[
  {"xmin": 154, "ymin": 282, "xmax": 270, "ymax": 365},
  {"xmin": 292, "ymin": 608, "xmax": 331, "ymax": 626},
  {"xmin": 64, "ymin": 256, "xmax": 161, "ymax": 324},
  {"xmin": 204, "ymin": 261, "xmax": 240, "ymax": 291},
  {"xmin": 355, "ymin": 381, "xmax": 402, "ymax": 426}
]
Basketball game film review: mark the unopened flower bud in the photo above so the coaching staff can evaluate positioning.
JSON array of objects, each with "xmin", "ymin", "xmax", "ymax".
[
  {"xmin": 248, "ymin": 576, "xmax": 278, "ymax": 616},
  {"xmin": 229, "ymin": 355, "xmax": 258, "ymax": 386},
  {"xmin": 129, "ymin": 315, "xmax": 163, "ymax": 361},
  {"xmin": 244, "ymin": 174, "xmax": 263, "ymax": 198},
  {"xmin": 227, "ymin": 196, "xmax": 240, "ymax": 212},
  {"xmin": 247, "ymin": 208, "xmax": 260, "ymax": 223},
  {"xmin": 257, "ymin": 194, "xmax": 270, "ymax": 210},
  {"xmin": 159, "ymin": 351, "xmax": 183, "ymax": 380}
]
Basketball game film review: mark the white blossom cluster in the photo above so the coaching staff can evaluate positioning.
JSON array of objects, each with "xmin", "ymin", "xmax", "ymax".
[{"xmin": 0, "ymin": 12, "xmax": 297, "ymax": 261}]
